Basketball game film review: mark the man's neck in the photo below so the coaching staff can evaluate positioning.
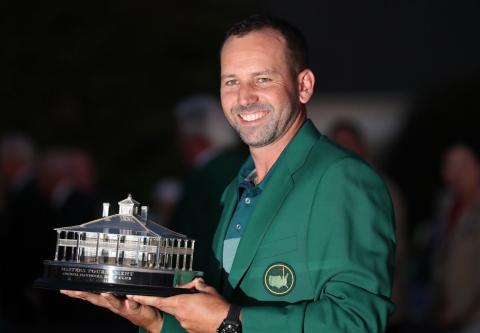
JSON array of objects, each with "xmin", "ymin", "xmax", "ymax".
[{"xmin": 250, "ymin": 111, "xmax": 306, "ymax": 183}]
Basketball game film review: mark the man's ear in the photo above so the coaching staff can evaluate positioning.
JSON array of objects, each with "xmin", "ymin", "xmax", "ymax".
[{"xmin": 297, "ymin": 69, "xmax": 315, "ymax": 104}]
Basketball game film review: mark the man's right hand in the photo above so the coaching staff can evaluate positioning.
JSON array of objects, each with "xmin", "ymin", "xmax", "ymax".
[{"xmin": 60, "ymin": 290, "xmax": 163, "ymax": 333}]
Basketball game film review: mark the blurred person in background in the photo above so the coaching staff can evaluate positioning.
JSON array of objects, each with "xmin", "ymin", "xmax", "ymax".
[
  {"xmin": 429, "ymin": 144, "xmax": 480, "ymax": 333},
  {"xmin": 37, "ymin": 148, "xmax": 97, "ymax": 228},
  {"xmin": 169, "ymin": 94, "xmax": 247, "ymax": 276},
  {"xmin": 67, "ymin": 148, "xmax": 99, "ymax": 222},
  {"xmin": 329, "ymin": 120, "xmax": 368, "ymax": 158},
  {"xmin": 330, "ymin": 120, "xmax": 409, "ymax": 331},
  {"xmin": 34, "ymin": 148, "xmax": 102, "ymax": 330},
  {"xmin": 68, "ymin": 148, "xmax": 97, "ymax": 195},
  {"xmin": 174, "ymin": 95, "xmax": 240, "ymax": 169},
  {"xmin": 151, "ymin": 177, "xmax": 183, "ymax": 226},
  {"xmin": 0, "ymin": 133, "xmax": 49, "ymax": 331},
  {"xmin": 0, "ymin": 134, "xmax": 36, "ymax": 193}
]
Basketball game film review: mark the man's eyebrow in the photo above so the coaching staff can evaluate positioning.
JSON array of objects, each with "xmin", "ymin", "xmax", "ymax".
[
  {"xmin": 252, "ymin": 70, "xmax": 276, "ymax": 76},
  {"xmin": 221, "ymin": 70, "xmax": 278, "ymax": 80},
  {"xmin": 220, "ymin": 74, "xmax": 236, "ymax": 80}
]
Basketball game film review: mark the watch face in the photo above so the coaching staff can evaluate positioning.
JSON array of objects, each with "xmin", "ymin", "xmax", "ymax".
[{"xmin": 218, "ymin": 321, "xmax": 241, "ymax": 333}]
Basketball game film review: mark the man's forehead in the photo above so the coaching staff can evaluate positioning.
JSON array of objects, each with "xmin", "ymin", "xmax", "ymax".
[
  {"xmin": 222, "ymin": 28, "xmax": 286, "ymax": 51},
  {"xmin": 220, "ymin": 29, "xmax": 289, "ymax": 75}
]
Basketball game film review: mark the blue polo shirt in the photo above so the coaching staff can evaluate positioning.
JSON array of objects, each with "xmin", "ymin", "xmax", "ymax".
[{"xmin": 222, "ymin": 157, "xmax": 277, "ymax": 273}]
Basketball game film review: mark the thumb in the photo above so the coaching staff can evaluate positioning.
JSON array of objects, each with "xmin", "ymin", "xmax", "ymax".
[
  {"xmin": 176, "ymin": 277, "xmax": 205, "ymax": 289},
  {"xmin": 190, "ymin": 278, "xmax": 219, "ymax": 295}
]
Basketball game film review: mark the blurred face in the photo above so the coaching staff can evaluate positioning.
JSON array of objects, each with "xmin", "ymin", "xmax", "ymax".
[
  {"xmin": 442, "ymin": 145, "xmax": 480, "ymax": 196},
  {"xmin": 0, "ymin": 152, "xmax": 27, "ymax": 183},
  {"xmin": 0, "ymin": 155, "xmax": 19, "ymax": 181},
  {"xmin": 331, "ymin": 128, "xmax": 367, "ymax": 158},
  {"xmin": 220, "ymin": 29, "xmax": 302, "ymax": 148}
]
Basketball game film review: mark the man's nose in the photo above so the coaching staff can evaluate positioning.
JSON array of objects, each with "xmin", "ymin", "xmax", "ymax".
[{"xmin": 237, "ymin": 83, "xmax": 259, "ymax": 107}]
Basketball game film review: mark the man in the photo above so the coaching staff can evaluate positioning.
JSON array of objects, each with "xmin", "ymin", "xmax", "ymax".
[
  {"xmin": 430, "ymin": 144, "xmax": 480, "ymax": 332},
  {"xmin": 168, "ymin": 94, "xmax": 247, "ymax": 272},
  {"xmin": 0, "ymin": 134, "xmax": 50, "ymax": 330},
  {"xmin": 63, "ymin": 15, "xmax": 395, "ymax": 332}
]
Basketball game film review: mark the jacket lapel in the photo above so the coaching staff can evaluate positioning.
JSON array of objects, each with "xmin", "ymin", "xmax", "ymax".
[
  {"xmin": 226, "ymin": 169, "xmax": 294, "ymax": 291},
  {"xmin": 212, "ymin": 182, "xmax": 238, "ymax": 266},
  {"xmin": 226, "ymin": 120, "xmax": 321, "ymax": 291}
]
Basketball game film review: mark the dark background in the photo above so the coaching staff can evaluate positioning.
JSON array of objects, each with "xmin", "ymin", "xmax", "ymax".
[
  {"xmin": 1, "ymin": 0, "xmax": 480, "ymax": 331},
  {"xmin": 2, "ymin": 0, "xmax": 479, "ymax": 199}
]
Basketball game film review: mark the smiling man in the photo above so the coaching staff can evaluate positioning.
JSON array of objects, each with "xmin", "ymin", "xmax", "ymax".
[{"xmin": 63, "ymin": 15, "xmax": 396, "ymax": 333}]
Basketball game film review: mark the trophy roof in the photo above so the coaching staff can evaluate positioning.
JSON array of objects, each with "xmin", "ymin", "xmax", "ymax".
[
  {"xmin": 118, "ymin": 194, "xmax": 140, "ymax": 206},
  {"xmin": 55, "ymin": 214, "xmax": 186, "ymax": 238}
]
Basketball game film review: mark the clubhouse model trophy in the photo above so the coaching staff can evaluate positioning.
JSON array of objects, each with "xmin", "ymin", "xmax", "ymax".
[{"xmin": 34, "ymin": 194, "xmax": 202, "ymax": 296}]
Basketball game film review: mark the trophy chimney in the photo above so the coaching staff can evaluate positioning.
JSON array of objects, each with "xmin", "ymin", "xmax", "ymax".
[
  {"xmin": 140, "ymin": 206, "xmax": 149, "ymax": 223},
  {"xmin": 102, "ymin": 203, "xmax": 110, "ymax": 217}
]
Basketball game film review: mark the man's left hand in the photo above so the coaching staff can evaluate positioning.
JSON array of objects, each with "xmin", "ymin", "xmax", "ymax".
[{"xmin": 128, "ymin": 278, "xmax": 230, "ymax": 333}]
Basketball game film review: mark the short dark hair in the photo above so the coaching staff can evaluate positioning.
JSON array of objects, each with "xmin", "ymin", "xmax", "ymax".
[{"xmin": 222, "ymin": 14, "xmax": 309, "ymax": 75}]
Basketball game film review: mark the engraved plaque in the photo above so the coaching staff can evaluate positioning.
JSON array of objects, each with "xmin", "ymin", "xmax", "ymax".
[{"xmin": 34, "ymin": 194, "xmax": 202, "ymax": 296}]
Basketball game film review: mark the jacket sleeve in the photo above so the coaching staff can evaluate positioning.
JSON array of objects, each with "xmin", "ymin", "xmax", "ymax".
[{"xmin": 242, "ymin": 157, "xmax": 396, "ymax": 332}]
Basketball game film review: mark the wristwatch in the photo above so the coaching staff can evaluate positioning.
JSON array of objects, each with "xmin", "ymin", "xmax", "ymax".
[{"xmin": 217, "ymin": 304, "xmax": 242, "ymax": 333}]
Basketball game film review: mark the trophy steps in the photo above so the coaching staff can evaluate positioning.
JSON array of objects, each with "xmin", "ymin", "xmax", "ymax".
[{"xmin": 34, "ymin": 260, "xmax": 202, "ymax": 296}]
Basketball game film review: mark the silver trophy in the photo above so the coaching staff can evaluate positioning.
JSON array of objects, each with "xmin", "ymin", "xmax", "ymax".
[{"xmin": 34, "ymin": 194, "xmax": 202, "ymax": 296}]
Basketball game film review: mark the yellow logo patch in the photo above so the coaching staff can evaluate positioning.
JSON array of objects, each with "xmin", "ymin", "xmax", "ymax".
[{"xmin": 263, "ymin": 263, "xmax": 295, "ymax": 296}]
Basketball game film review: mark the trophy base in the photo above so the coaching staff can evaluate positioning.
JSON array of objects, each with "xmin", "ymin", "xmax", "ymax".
[
  {"xmin": 34, "ymin": 278, "xmax": 196, "ymax": 296},
  {"xmin": 34, "ymin": 260, "xmax": 202, "ymax": 296}
]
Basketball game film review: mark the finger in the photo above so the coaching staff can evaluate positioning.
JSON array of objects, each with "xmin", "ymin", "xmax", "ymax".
[
  {"xmin": 127, "ymin": 295, "xmax": 163, "ymax": 307},
  {"xmin": 60, "ymin": 290, "xmax": 80, "ymax": 297},
  {"xmin": 62, "ymin": 290, "xmax": 110, "ymax": 308},
  {"xmin": 61, "ymin": 290, "xmax": 91, "ymax": 300},
  {"xmin": 101, "ymin": 293, "xmax": 122, "ymax": 309},
  {"xmin": 80, "ymin": 292, "xmax": 109, "ymax": 307},
  {"xmin": 176, "ymin": 277, "xmax": 205, "ymax": 289},
  {"xmin": 128, "ymin": 295, "xmax": 176, "ymax": 313},
  {"xmin": 126, "ymin": 299, "xmax": 140, "ymax": 310}
]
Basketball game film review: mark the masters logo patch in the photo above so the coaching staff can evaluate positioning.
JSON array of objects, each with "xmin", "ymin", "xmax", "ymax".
[{"xmin": 263, "ymin": 262, "xmax": 295, "ymax": 296}]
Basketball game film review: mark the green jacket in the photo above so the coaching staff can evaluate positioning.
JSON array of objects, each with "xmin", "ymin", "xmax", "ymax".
[{"xmin": 160, "ymin": 120, "xmax": 395, "ymax": 332}]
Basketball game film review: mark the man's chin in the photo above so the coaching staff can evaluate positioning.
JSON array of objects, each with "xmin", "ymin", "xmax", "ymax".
[
  {"xmin": 240, "ymin": 135, "xmax": 273, "ymax": 148},
  {"xmin": 235, "ymin": 124, "xmax": 277, "ymax": 148}
]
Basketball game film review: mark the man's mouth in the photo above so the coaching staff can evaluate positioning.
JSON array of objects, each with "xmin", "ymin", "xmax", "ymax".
[{"xmin": 238, "ymin": 111, "xmax": 268, "ymax": 122}]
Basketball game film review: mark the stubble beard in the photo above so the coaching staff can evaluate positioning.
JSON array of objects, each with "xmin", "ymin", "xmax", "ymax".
[
  {"xmin": 237, "ymin": 118, "xmax": 279, "ymax": 148},
  {"xmin": 230, "ymin": 98, "xmax": 301, "ymax": 148}
]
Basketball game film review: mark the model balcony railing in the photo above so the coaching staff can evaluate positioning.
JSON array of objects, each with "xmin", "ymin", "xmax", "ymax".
[{"xmin": 54, "ymin": 230, "xmax": 195, "ymax": 271}]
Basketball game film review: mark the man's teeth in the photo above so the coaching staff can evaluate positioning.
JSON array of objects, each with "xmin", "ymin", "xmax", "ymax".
[{"xmin": 239, "ymin": 112, "xmax": 266, "ymax": 122}]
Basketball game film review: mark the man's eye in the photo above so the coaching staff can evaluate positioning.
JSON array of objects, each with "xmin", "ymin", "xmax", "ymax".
[
  {"xmin": 257, "ymin": 77, "xmax": 271, "ymax": 83},
  {"xmin": 225, "ymin": 80, "xmax": 238, "ymax": 86}
]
